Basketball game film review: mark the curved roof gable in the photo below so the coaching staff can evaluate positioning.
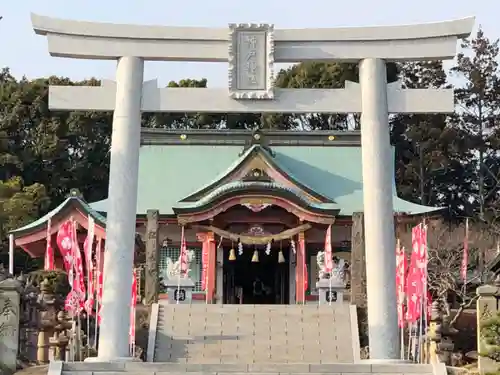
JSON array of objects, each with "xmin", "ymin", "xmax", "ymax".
[
  {"xmin": 10, "ymin": 195, "xmax": 106, "ymax": 237},
  {"xmin": 180, "ymin": 143, "xmax": 334, "ymax": 204}
]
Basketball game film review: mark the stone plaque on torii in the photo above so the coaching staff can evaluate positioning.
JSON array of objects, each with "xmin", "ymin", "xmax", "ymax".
[{"xmin": 31, "ymin": 14, "xmax": 474, "ymax": 361}]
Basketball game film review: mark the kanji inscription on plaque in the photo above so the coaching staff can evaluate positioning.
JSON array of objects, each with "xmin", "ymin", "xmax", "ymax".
[{"xmin": 228, "ymin": 23, "xmax": 274, "ymax": 99}]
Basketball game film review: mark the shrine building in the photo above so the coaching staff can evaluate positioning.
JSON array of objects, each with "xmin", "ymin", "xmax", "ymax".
[{"xmin": 9, "ymin": 129, "xmax": 439, "ymax": 304}]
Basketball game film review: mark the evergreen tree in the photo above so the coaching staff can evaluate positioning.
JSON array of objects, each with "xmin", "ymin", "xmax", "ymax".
[
  {"xmin": 390, "ymin": 61, "xmax": 472, "ymax": 218},
  {"xmin": 451, "ymin": 28, "xmax": 500, "ymax": 228}
]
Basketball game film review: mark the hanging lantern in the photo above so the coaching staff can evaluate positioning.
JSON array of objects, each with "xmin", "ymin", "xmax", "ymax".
[
  {"xmin": 229, "ymin": 248, "xmax": 236, "ymax": 261},
  {"xmin": 278, "ymin": 250, "xmax": 285, "ymax": 264},
  {"xmin": 238, "ymin": 240, "xmax": 243, "ymax": 255},
  {"xmin": 252, "ymin": 250, "xmax": 259, "ymax": 263}
]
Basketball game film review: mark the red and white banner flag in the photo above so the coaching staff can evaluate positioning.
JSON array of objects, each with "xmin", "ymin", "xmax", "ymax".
[
  {"xmin": 419, "ymin": 225, "xmax": 428, "ymax": 287},
  {"xmin": 96, "ymin": 237, "xmax": 104, "ymax": 325},
  {"xmin": 56, "ymin": 220, "xmax": 75, "ymax": 277},
  {"xmin": 201, "ymin": 241, "xmax": 209, "ymax": 291},
  {"xmin": 179, "ymin": 226, "xmax": 188, "ymax": 277},
  {"xmin": 396, "ymin": 240, "xmax": 408, "ymax": 328},
  {"xmin": 129, "ymin": 269, "xmax": 137, "ymax": 348},
  {"xmin": 461, "ymin": 219, "xmax": 469, "ymax": 282},
  {"xmin": 44, "ymin": 218, "xmax": 55, "ymax": 271},
  {"xmin": 83, "ymin": 217, "xmax": 95, "ymax": 315},
  {"xmin": 301, "ymin": 237, "xmax": 308, "ymax": 293},
  {"xmin": 405, "ymin": 224, "xmax": 428, "ymax": 323},
  {"xmin": 56, "ymin": 220, "xmax": 81, "ymax": 315},
  {"xmin": 65, "ymin": 222, "xmax": 86, "ymax": 315},
  {"xmin": 324, "ymin": 224, "xmax": 333, "ymax": 273},
  {"xmin": 55, "ymin": 220, "xmax": 82, "ymax": 315}
]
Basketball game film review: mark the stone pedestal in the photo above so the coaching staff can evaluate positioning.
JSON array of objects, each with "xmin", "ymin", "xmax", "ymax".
[
  {"xmin": 165, "ymin": 278, "xmax": 195, "ymax": 304},
  {"xmin": 316, "ymin": 278, "xmax": 344, "ymax": 305}
]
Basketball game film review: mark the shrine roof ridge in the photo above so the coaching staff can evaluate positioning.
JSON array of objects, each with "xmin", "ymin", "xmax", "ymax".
[{"xmin": 140, "ymin": 128, "xmax": 361, "ymax": 147}]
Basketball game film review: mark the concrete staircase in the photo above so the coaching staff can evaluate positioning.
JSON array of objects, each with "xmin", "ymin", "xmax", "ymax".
[
  {"xmin": 152, "ymin": 303, "xmax": 359, "ymax": 364},
  {"xmin": 58, "ymin": 361, "xmax": 439, "ymax": 375},
  {"xmin": 53, "ymin": 303, "xmax": 444, "ymax": 375}
]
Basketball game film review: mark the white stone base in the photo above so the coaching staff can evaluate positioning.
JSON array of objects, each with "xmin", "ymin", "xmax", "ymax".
[{"xmin": 84, "ymin": 356, "xmax": 141, "ymax": 363}]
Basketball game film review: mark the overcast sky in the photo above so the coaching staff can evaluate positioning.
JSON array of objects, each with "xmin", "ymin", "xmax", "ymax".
[{"xmin": 0, "ymin": 0, "xmax": 494, "ymax": 87}]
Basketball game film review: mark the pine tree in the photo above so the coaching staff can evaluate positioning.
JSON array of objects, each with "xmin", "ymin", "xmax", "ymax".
[
  {"xmin": 390, "ymin": 61, "xmax": 472, "ymax": 218},
  {"xmin": 451, "ymin": 28, "xmax": 500, "ymax": 227}
]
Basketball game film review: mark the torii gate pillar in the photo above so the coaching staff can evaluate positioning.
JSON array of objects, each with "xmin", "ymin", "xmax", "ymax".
[
  {"xmin": 98, "ymin": 56, "xmax": 144, "ymax": 360},
  {"xmin": 359, "ymin": 58, "xmax": 398, "ymax": 359}
]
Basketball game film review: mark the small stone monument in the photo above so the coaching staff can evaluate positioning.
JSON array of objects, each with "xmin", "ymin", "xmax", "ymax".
[
  {"xmin": 316, "ymin": 259, "xmax": 345, "ymax": 304},
  {"xmin": 164, "ymin": 278, "xmax": 195, "ymax": 304},
  {"xmin": 477, "ymin": 283, "xmax": 500, "ymax": 374},
  {"xmin": 0, "ymin": 267, "xmax": 22, "ymax": 373}
]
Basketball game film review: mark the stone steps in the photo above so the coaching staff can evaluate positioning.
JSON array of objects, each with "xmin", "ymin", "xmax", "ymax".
[
  {"xmin": 153, "ymin": 304, "xmax": 358, "ymax": 364},
  {"xmin": 61, "ymin": 361, "xmax": 435, "ymax": 374}
]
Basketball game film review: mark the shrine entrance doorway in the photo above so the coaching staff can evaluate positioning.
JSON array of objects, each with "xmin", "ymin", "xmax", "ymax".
[{"xmin": 223, "ymin": 246, "xmax": 290, "ymax": 305}]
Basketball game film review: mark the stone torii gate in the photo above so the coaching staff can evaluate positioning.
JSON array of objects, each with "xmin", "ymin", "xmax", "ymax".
[{"xmin": 31, "ymin": 14, "xmax": 474, "ymax": 362}]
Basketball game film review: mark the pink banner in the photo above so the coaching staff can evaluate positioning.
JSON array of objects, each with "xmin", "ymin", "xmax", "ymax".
[
  {"xmin": 83, "ymin": 217, "xmax": 96, "ymax": 315},
  {"xmin": 96, "ymin": 238, "xmax": 104, "ymax": 324},
  {"xmin": 324, "ymin": 224, "xmax": 333, "ymax": 273},
  {"xmin": 59, "ymin": 220, "xmax": 86, "ymax": 315},
  {"xmin": 129, "ymin": 269, "xmax": 137, "ymax": 347},
  {"xmin": 44, "ymin": 219, "xmax": 55, "ymax": 270},
  {"xmin": 69, "ymin": 222, "xmax": 86, "ymax": 314},
  {"xmin": 201, "ymin": 242, "xmax": 209, "ymax": 291},
  {"xmin": 395, "ymin": 241, "xmax": 407, "ymax": 328},
  {"xmin": 461, "ymin": 219, "xmax": 469, "ymax": 281},
  {"xmin": 179, "ymin": 226, "xmax": 188, "ymax": 277},
  {"xmin": 405, "ymin": 224, "xmax": 428, "ymax": 323}
]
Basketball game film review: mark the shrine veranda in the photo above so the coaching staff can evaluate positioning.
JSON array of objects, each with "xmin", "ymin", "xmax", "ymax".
[{"xmin": 9, "ymin": 14, "xmax": 474, "ymax": 361}]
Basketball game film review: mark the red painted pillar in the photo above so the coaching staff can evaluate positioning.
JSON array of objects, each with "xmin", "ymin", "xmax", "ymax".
[
  {"xmin": 197, "ymin": 232, "xmax": 216, "ymax": 303},
  {"xmin": 207, "ymin": 233, "xmax": 216, "ymax": 303},
  {"xmin": 296, "ymin": 232, "xmax": 306, "ymax": 304}
]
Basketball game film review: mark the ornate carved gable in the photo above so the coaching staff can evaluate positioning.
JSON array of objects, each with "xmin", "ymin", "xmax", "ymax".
[{"xmin": 179, "ymin": 130, "xmax": 332, "ymax": 204}]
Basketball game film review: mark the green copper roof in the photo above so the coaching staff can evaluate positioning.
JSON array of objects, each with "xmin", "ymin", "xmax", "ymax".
[
  {"xmin": 181, "ymin": 144, "xmax": 333, "ymax": 203},
  {"xmin": 89, "ymin": 137, "xmax": 440, "ymax": 216},
  {"xmin": 10, "ymin": 196, "xmax": 106, "ymax": 237}
]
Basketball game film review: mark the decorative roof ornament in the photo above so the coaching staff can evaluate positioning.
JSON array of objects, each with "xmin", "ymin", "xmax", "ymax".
[
  {"xmin": 239, "ymin": 129, "xmax": 275, "ymax": 157},
  {"xmin": 241, "ymin": 168, "xmax": 273, "ymax": 183},
  {"xmin": 68, "ymin": 188, "xmax": 83, "ymax": 199}
]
